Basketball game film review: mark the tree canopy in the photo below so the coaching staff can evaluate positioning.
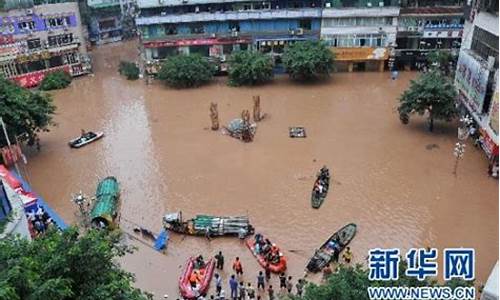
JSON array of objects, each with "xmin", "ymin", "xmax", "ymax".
[
  {"xmin": 0, "ymin": 227, "xmax": 152, "ymax": 300},
  {"xmin": 397, "ymin": 70, "xmax": 458, "ymax": 131},
  {"xmin": 227, "ymin": 51, "xmax": 274, "ymax": 86},
  {"xmin": 282, "ymin": 41, "xmax": 335, "ymax": 81},
  {"xmin": 119, "ymin": 61, "xmax": 140, "ymax": 80},
  {"xmin": 157, "ymin": 54, "xmax": 214, "ymax": 88},
  {"xmin": 0, "ymin": 77, "xmax": 56, "ymax": 147},
  {"xmin": 281, "ymin": 263, "xmax": 473, "ymax": 300},
  {"xmin": 426, "ymin": 50, "xmax": 456, "ymax": 77},
  {"xmin": 39, "ymin": 71, "xmax": 72, "ymax": 91}
]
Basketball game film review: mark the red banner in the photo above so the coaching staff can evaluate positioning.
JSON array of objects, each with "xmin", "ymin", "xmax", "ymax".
[
  {"xmin": 144, "ymin": 37, "xmax": 252, "ymax": 48},
  {"xmin": 11, "ymin": 65, "xmax": 71, "ymax": 88}
]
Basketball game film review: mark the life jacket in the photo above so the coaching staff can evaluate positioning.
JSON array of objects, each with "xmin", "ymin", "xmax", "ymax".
[
  {"xmin": 189, "ymin": 272, "xmax": 198, "ymax": 284},
  {"xmin": 233, "ymin": 260, "xmax": 242, "ymax": 271}
]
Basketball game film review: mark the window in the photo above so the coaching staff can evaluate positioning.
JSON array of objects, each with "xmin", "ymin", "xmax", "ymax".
[
  {"xmin": 190, "ymin": 23, "xmax": 204, "ymax": 34},
  {"xmin": 164, "ymin": 25, "xmax": 177, "ymax": 35},
  {"xmin": 48, "ymin": 34, "xmax": 74, "ymax": 47},
  {"xmin": 471, "ymin": 27, "xmax": 499, "ymax": 63},
  {"xmin": 299, "ymin": 19, "xmax": 312, "ymax": 30},
  {"xmin": 48, "ymin": 55, "xmax": 64, "ymax": 68},
  {"xmin": 18, "ymin": 21, "xmax": 35, "ymax": 31},
  {"xmin": 27, "ymin": 60, "xmax": 46, "ymax": 72},
  {"xmin": 27, "ymin": 39, "xmax": 41, "ymax": 50},
  {"xmin": 229, "ymin": 21, "xmax": 240, "ymax": 32},
  {"xmin": 99, "ymin": 19, "xmax": 116, "ymax": 30}
]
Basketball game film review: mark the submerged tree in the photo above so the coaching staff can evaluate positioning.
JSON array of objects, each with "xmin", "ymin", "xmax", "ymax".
[
  {"xmin": 0, "ymin": 227, "xmax": 152, "ymax": 300},
  {"xmin": 227, "ymin": 51, "xmax": 274, "ymax": 86},
  {"xmin": 39, "ymin": 71, "xmax": 72, "ymax": 91},
  {"xmin": 397, "ymin": 70, "xmax": 457, "ymax": 132},
  {"xmin": 282, "ymin": 41, "xmax": 334, "ymax": 81},
  {"xmin": 119, "ymin": 61, "xmax": 140, "ymax": 80},
  {"xmin": 0, "ymin": 77, "xmax": 56, "ymax": 147},
  {"xmin": 158, "ymin": 54, "xmax": 214, "ymax": 88}
]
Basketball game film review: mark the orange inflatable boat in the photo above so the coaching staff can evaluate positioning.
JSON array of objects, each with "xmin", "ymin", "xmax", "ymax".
[{"xmin": 246, "ymin": 235, "xmax": 287, "ymax": 273}]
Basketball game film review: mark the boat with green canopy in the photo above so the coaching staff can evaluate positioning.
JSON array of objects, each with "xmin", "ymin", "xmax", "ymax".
[{"xmin": 90, "ymin": 176, "xmax": 120, "ymax": 229}]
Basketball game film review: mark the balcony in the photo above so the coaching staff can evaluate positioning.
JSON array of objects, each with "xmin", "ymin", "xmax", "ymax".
[
  {"xmin": 87, "ymin": 0, "xmax": 120, "ymax": 9},
  {"xmin": 322, "ymin": 6, "xmax": 400, "ymax": 18},
  {"xmin": 136, "ymin": 8, "xmax": 321, "ymax": 26},
  {"xmin": 141, "ymin": 29, "xmax": 320, "ymax": 43}
]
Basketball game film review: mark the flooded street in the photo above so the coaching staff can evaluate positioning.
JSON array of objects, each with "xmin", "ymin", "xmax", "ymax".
[{"xmin": 21, "ymin": 41, "xmax": 498, "ymax": 298}]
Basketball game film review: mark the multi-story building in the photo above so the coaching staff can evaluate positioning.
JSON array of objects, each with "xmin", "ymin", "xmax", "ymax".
[
  {"xmin": 135, "ymin": 0, "xmax": 322, "ymax": 74},
  {"xmin": 87, "ymin": 0, "xmax": 137, "ymax": 45},
  {"xmin": 455, "ymin": 0, "xmax": 498, "ymax": 163},
  {"xmin": 321, "ymin": 0, "xmax": 399, "ymax": 72},
  {"xmin": 395, "ymin": 0, "xmax": 465, "ymax": 70},
  {"xmin": 0, "ymin": 0, "xmax": 91, "ymax": 88}
]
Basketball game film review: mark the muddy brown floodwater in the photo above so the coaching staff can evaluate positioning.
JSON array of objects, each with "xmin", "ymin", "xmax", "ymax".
[{"xmin": 20, "ymin": 41, "xmax": 498, "ymax": 299}]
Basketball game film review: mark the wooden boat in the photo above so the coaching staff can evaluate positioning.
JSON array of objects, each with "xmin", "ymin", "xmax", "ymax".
[
  {"xmin": 179, "ymin": 257, "xmax": 215, "ymax": 299},
  {"xmin": 311, "ymin": 167, "xmax": 330, "ymax": 208},
  {"xmin": 305, "ymin": 223, "xmax": 357, "ymax": 273},
  {"xmin": 68, "ymin": 131, "xmax": 104, "ymax": 148},
  {"xmin": 246, "ymin": 235, "xmax": 287, "ymax": 273},
  {"xmin": 163, "ymin": 211, "xmax": 254, "ymax": 238}
]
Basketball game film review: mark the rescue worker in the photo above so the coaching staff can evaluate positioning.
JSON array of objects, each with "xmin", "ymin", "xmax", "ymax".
[{"xmin": 233, "ymin": 257, "xmax": 243, "ymax": 276}]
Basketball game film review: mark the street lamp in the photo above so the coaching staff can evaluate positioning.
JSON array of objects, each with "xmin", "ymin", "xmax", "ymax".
[{"xmin": 453, "ymin": 115, "xmax": 473, "ymax": 176}]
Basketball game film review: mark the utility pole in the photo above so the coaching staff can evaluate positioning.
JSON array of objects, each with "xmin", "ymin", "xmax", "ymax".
[{"xmin": 0, "ymin": 117, "xmax": 21, "ymax": 175}]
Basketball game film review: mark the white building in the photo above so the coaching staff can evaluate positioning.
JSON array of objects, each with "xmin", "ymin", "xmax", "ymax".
[
  {"xmin": 321, "ymin": 0, "xmax": 399, "ymax": 72},
  {"xmin": 455, "ymin": 0, "xmax": 498, "ymax": 162}
]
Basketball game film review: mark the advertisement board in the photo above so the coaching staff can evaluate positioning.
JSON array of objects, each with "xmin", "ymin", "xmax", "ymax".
[{"xmin": 455, "ymin": 50, "xmax": 490, "ymax": 114}]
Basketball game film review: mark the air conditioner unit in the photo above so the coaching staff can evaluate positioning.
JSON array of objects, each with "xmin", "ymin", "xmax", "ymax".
[
  {"xmin": 407, "ymin": 26, "xmax": 416, "ymax": 31},
  {"xmin": 367, "ymin": 2, "xmax": 372, "ymax": 7},
  {"xmin": 231, "ymin": 31, "xmax": 239, "ymax": 37},
  {"xmin": 296, "ymin": 28, "xmax": 304, "ymax": 35},
  {"xmin": 325, "ymin": 2, "xmax": 331, "ymax": 7},
  {"xmin": 26, "ymin": 9, "xmax": 33, "ymax": 15},
  {"xmin": 211, "ymin": 33, "xmax": 216, "ymax": 38},
  {"xmin": 379, "ymin": 1, "xmax": 384, "ymax": 6}
]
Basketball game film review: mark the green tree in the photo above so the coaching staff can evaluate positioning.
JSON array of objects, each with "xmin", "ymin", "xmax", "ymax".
[
  {"xmin": 282, "ymin": 41, "xmax": 334, "ymax": 81},
  {"xmin": 397, "ymin": 70, "xmax": 457, "ymax": 132},
  {"xmin": 0, "ymin": 227, "xmax": 152, "ymax": 300},
  {"xmin": 0, "ymin": 77, "xmax": 56, "ymax": 147},
  {"xmin": 158, "ymin": 54, "xmax": 214, "ymax": 88},
  {"xmin": 281, "ymin": 262, "xmax": 473, "ymax": 300},
  {"xmin": 119, "ymin": 61, "xmax": 140, "ymax": 80},
  {"xmin": 426, "ymin": 50, "xmax": 456, "ymax": 77},
  {"xmin": 39, "ymin": 71, "xmax": 72, "ymax": 91},
  {"xmin": 227, "ymin": 51, "xmax": 274, "ymax": 86}
]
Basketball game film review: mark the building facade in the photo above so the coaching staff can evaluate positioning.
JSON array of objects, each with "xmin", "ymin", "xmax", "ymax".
[
  {"xmin": 136, "ymin": 0, "xmax": 322, "ymax": 74},
  {"xmin": 455, "ymin": 0, "xmax": 498, "ymax": 162},
  {"xmin": 395, "ymin": 0, "xmax": 465, "ymax": 70},
  {"xmin": 0, "ymin": 0, "xmax": 91, "ymax": 88},
  {"xmin": 87, "ymin": 0, "xmax": 137, "ymax": 45},
  {"xmin": 321, "ymin": 0, "xmax": 399, "ymax": 72}
]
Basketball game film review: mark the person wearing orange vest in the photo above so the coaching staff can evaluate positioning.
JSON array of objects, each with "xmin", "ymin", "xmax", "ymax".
[
  {"xmin": 189, "ymin": 270, "xmax": 199, "ymax": 288},
  {"xmin": 232, "ymin": 257, "xmax": 243, "ymax": 276}
]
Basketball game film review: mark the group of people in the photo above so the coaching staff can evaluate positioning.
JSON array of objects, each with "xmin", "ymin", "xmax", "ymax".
[
  {"xmin": 252, "ymin": 234, "xmax": 282, "ymax": 264},
  {"xmin": 313, "ymin": 166, "xmax": 330, "ymax": 197},
  {"xmin": 180, "ymin": 251, "xmax": 306, "ymax": 300},
  {"xmin": 26, "ymin": 206, "xmax": 54, "ymax": 236},
  {"xmin": 321, "ymin": 245, "xmax": 354, "ymax": 281}
]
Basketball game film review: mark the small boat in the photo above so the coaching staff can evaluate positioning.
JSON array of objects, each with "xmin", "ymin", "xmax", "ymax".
[
  {"xmin": 246, "ymin": 235, "xmax": 287, "ymax": 273},
  {"xmin": 311, "ymin": 167, "xmax": 330, "ymax": 208},
  {"xmin": 305, "ymin": 223, "xmax": 357, "ymax": 273},
  {"xmin": 179, "ymin": 257, "xmax": 215, "ymax": 299},
  {"xmin": 68, "ymin": 131, "xmax": 104, "ymax": 148}
]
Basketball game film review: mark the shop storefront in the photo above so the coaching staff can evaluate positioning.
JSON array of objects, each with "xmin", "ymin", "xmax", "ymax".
[{"xmin": 330, "ymin": 47, "xmax": 390, "ymax": 72}]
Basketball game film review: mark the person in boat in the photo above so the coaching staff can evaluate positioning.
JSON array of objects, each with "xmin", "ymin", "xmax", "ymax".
[
  {"xmin": 190, "ymin": 270, "xmax": 199, "ymax": 289},
  {"xmin": 196, "ymin": 255, "xmax": 205, "ymax": 269},
  {"xmin": 81, "ymin": 129, "xmax": 87, "ymax": 137},
  {"xmin": 261, "ymin": 239, "xmax": 272, "ymax": 256},
  {"xmin": 254, "ymin": 241, "xmax": 262, "ymax": 255}
]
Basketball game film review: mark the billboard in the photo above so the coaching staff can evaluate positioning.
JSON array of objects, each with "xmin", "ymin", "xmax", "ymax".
[
  {"xmin": 488, "ymin": 70, "xmax": 499, "ymax": 137},
  {"xmin": 455, "ymin": 50, "xmax": 490, "ymax": 114}
]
